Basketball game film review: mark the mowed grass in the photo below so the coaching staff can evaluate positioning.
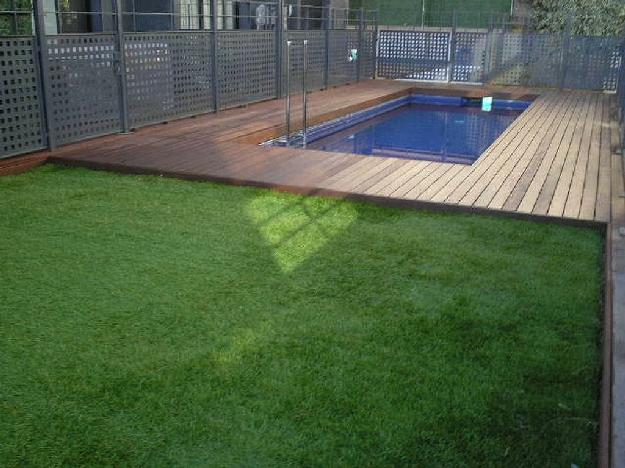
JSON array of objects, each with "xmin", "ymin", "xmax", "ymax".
[{"xmin": 0, "ymin": 166, "xmax": 603, "ymax": 467}]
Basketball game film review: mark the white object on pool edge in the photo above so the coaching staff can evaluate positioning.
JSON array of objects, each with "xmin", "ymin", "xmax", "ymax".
[{"xmin": 482, "ymin": 97, "xmax": 493, "ymax": 112}]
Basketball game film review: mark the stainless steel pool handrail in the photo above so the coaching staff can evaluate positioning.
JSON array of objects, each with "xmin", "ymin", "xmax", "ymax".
[{"xmin": 284, "ymin": 40, "xmax": 309, "ymax": 148}]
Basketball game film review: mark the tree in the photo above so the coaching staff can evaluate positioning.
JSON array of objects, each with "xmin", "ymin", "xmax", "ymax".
[
  {"xmin": 531, "ymin": 0, "xmax": 625, "ymax": 35},
  {"xmin": 0, "ymin": 0, "xmax": 33, "ymax": 36}
]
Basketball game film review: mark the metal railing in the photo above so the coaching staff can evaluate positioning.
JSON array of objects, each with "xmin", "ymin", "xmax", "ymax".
[{"xmin": 284, "ymin": 39, "xmax": 309, "ymax": 148}]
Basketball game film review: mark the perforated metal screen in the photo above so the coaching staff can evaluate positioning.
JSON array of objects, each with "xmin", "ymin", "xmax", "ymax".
[
  {"xmin": 379, "ymin": 29, "xmax": 622, "ymax": 91},
  {"xmin": 564, "ymin": 36, "xmax": 622, "ymax": 91},
  {"xmin": 125, "ymin": 32, "xmax": 215, "ymax": 128},
  {"xmin": 286, "ymin": 29, "xmax": 374, "ymax": 93},
  {"xmin": 488, "ymin": 33, "xmax": 563, "ymax": 88},
  {"xmin": 217, "ymin": 31, "xmax": 276, "ymax": 110},
  {"xmin": 285, "ymin": 31, "xmax": 326, "ymax": 93},
  {"xmin": 360, "ymin": 30, "xmax": 376, "ymax": 81},
  {"xmin": 45, "ymin": 35, "xmax": 122, "ymax": 145},
  {"xmin": 378, "ymin": 30, "xmax": 451, "ymax": 82},
  {"xmin": 0, "ymin": 37, "xmax": 45, "ymax": 159},
  {"xmin": 452, "ymin": 32, "xmax": 487, "ymax": 82},
  {"xmin": 328, "ymin": 30, "xmax": 359, "ymax": 86}
]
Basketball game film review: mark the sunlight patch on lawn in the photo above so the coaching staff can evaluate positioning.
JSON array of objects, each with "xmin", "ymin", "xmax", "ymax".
[
  {"xmin": 215, "ymin": 322, "xmax": 273, "ymax": 366},
  {"xmin": 246, "ymin": 193, "xmax": 358, "ymax": 273}
]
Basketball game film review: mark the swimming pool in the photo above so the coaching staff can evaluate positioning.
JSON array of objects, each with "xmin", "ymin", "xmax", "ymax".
[{"xmin": 271, "ymin": 94, "xmax": 531, "ymax": 165}]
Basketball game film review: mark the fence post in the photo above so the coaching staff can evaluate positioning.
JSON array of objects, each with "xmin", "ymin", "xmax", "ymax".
[
  {"xmin": 324, "ymin": 7, "xmax": 331, "ymax": 89},
  {"xmin": 559, "ymin": 13, "xmax": 573, "ymax": 89},
  {"xmin": 275, "ymin": 0, "xmax": 284, "ymax": 98},
  {"xmin": 32, "ymin": 0, "xmax": 56, "ymax": 150},
  {"xmin": 447, "ymin": 11, "xmax": 458, "ymax": 83},
  {"xmin": 482, "ymin": 12, "xmax": 494, "ymax": 83},
  {"xmin": 357, "ymin": 7, "xmax": 364, "ymax": 82},
  {"xmin": 210, "ymin": 0, "xmax": 220, "ymax": 111},
  {"xmin": 114, "ymin": 0, "xmax": 130, "ymax": 133},
  {"xmin": 198, "ymin": 0, "xmax": 205, "ymax": 30},
  {"xmin": 373, "ymin": 9, "xmax": 379, "ymax": 79}
]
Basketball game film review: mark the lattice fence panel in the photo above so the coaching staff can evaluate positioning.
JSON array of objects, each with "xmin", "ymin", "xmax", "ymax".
[
  {"xmin": 46, "ymin": 35, "xmax": 121, "ymax": 145},
  {"xmin": 285, "ymin": 31, "xmax": 326, "ymax": 93},
  {"xmin": 488, "ymin": 32, "xmax": 529, "ymax": 85},
  {"xmin": 125, "ymin": 32, "xmax": 214, "ymax": 128},
  {"xmin": 0, "ymin": 37, "xmax": 45, "ymax": 159},
  {"xmin": 328, "ymin": 30, "xmax": 359, "ymax": 86},
  {"xmin": 564, "ymin": 36, "xmax": 622, "ymax": 91},
  {"xmin": 488, "ymin": 32, "xmax": 562, "ymax": 88},
  {"xmin": 360, "ymin": 30, "xmax": 376, "ymax": 80},
  {"xmin": 217, "ymin": 31, "xmax": 276, "ymax": 109},
  {"xmin": 452, "ymin": 32, "xmax": 487, "ymax": 83},
  {"xmin": 377, "ymin": 30, "xmax": 450, "ymax": 81},
  {"xmin": 525, "ymin": 34, "xmax": 564, "ymax": 88}
]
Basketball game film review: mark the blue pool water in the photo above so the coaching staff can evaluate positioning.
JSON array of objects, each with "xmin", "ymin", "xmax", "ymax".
[{"xmin": 298, "ymin": 95, "xmax": 530, "ymax": 165}]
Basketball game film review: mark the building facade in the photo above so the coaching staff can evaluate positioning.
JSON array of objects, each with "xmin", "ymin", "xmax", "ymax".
[{"xmin": 41, "ymin": 0, "xmax": 350, "ymax": 34}]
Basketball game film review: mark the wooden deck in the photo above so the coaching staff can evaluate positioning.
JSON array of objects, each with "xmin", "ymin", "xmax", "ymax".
[{"xmin": 48, "ymin": 80, "xmax": 612, "ymax": 226}]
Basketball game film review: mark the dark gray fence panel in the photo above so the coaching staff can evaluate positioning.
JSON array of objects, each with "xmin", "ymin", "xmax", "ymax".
[
  {"xmin": 125, "ymin": 32, "xmax": 214, "ymax": 128},
  {"xmin": 46, "ymin": 35, "xmax": 122, "ymax": 146},
  {"xmin": 3, "ymin": 22, "xmax": 623, "ymax": 160},
  {"xmin": 452, "ymin": 32, "xmax": 487, "ymax": 82},
  {"xmin": 488, "ymin": 33, "xmax": 563, "ymax": 87},
  {"xmin": 379, "ymin": 29, "xmax": 622, "ymax": 91},
  {"xmin": 328, "ymin": 30, "xmax": 359, "ymax": 86},
  {"xmin": 360, "ymin": 30, "xmax": 376, "ymax": 80},
  {"xmin": 378, "ymin": 30, "xmax": 450, "ymax": 81},
  {"xmin": 285, "ymin": 31, "xmax": 326, "ymax": 93},
  {"xmin": 0, "ymin": 37, "xmax": 46, "ymax": 159},
  {"xmin": 564, "ymin": 36, "xmax": 622, "ymax": 91},
  {"xmin": 217, "ymin": 31, "xmax": 276, "ymax": 110}
]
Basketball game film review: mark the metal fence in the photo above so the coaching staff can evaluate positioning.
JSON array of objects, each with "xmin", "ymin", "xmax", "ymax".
[
  {"xmin": 377, "ymin": 15, "xmax": 623, "ymax": 91},
  {"xmin": 0, "ymin": 1, "xmax": 377, "ymax": 160},
  {"xmin": 3, "ymin": 4, "xmax": 625, "ymax": 161}
]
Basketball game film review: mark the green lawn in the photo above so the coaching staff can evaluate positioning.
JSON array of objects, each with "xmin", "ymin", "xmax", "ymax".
[{"xmin": 0, "ymin": 166, "xmax": 603, "ymax": 467}]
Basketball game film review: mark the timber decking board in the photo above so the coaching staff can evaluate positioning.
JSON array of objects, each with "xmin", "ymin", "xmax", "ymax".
[
  {"xmin": 353, "ymin": 159, "xmax": 409, "ymax": 193},
  {"xmin": 532, "ymin": 93, "xmax": 589, "ymax": 216},
  {"xmin": 442, "ymin": 91, "xmax": 553, "ymax": 205},
  {"xmin": 457, "ymin": 92, "xmax": 556, "ymax": 206},
  {"xmin": 548, "ymin": 93, "xmax": 596, "ymax": 217},
  {"xmin": 577, "ymin": 95, "xmax": 605, "ymax": 221},
  {"xmin": 486, "ymin": 90, "xmax": 573, "ymax": 210},
  {"xmin": 46, "ymin": 80, "xmax": 611, "ymax": 225},
  {"xmin": 503, "ymin": 90, "xmax": 579, "ymax": 213}
]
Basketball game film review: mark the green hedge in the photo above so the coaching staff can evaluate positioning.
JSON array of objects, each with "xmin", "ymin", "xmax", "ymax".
[
  {"xmin": 531, "ymin": 0, "xmax": 625, "ymax": 35},
  {"xmin": 0, "ymin": 0, "xmax": 33, "ymax": 36}
]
